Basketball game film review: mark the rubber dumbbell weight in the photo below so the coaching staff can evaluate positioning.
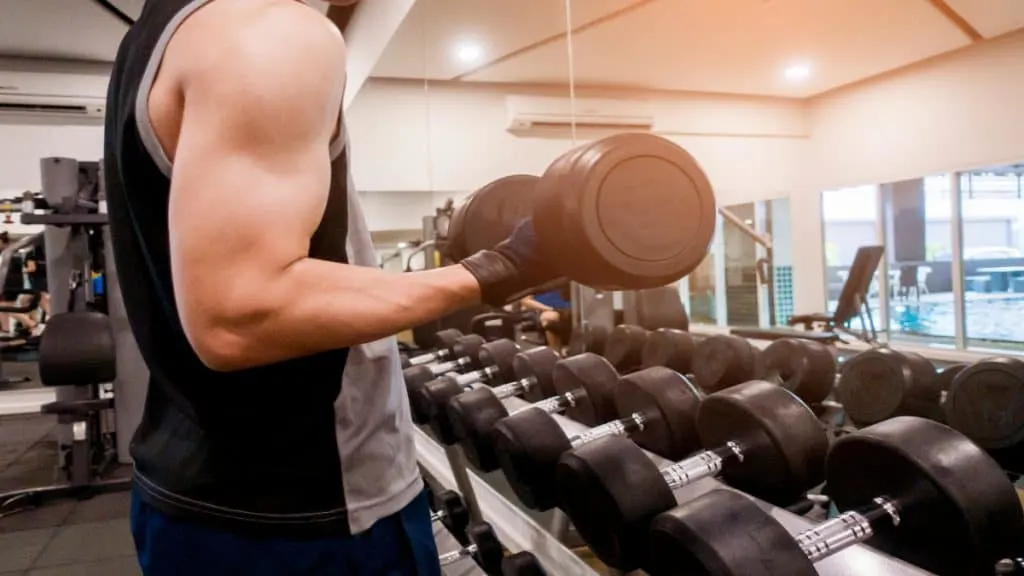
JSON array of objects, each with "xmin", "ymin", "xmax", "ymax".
[
  {"xmin": 835, "ymin": 347, "xmax": 942, "ymax": 426},
  {"xmin": 485, "ymin": 365, "xmax": 702, "ymax": 512},
  {"xmin": 691, "ymin": 334, "xmax": 763, "ymax": 391},
  {"xmin": 641, "ymin": 328, "xmax": 695, "ymax": 375},
  {"xmin": 647, "ymin": 417, "xmax": 1023, "ymax": 576},
  {"xmin": 438, "ymin": 523, "xmax": 505, "ymax": 575},
  {"xmin": 402, "ymin": 328, "xmax": 464, "ymax": 368},
  {"xmin": 760, "ymin": 338, "xmax": 838, "ymax": 406},
  {"xmin": 405, "ymin": 334, "xmax": 488, "ymax": 419},
  {"xmin": 554, "ymin": 380, "xmax": 829, "ymax": 571},
  {"xmin": 433, "ymin": 347, "xmax": 561, "ymax": 468},
  {"xmin": 411, "ymin": 339, "xmax": 521, "ymax": 442},
  {"xmin": 429, "ymin": 490, "xmax": 470, "ymax": 543},
  {"xmin": 602, "ymin": 324, "xmax": 650, "ymax": 373}
]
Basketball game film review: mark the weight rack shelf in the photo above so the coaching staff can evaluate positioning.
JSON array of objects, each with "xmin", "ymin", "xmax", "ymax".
[{"xmin": 415, "ymin": 394, "xmax": 934, "ymax": 576}]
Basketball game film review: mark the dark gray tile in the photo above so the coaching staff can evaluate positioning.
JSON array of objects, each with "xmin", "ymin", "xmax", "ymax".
[
  {"xmin": 27, "ymin": 555, "xmax": 140, "ymax": 576},
  {"xmin": 0, "ymin": 501, "xmax": 75, "ymax": 534},
  {"xmin": 33, "ymin": 520, "xmax": 133, "ymax": 567},
  {"xmin": 65, "ymin": 492, "xmax": 130, "ymax": 526},
  {"xmin": 0, "ymin": 527, "xmax": 54, "ymax": 572}
]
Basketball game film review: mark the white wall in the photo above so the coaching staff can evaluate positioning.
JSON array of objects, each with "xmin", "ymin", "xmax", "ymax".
[
  {"xmin": 346, "ymin": 79, "xmax": 808, "ymax": 207},
  {"xmin": 790, "ymin": 29, "xmax": 1024, "ymax": 314}
]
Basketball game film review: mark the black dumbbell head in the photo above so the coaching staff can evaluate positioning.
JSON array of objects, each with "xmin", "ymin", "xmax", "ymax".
[
  {"xmin": 492, "ymin": 408, "xmax": 573, "ymax": 511},
  {"xmin": 835, "ymin": 348, "xmax": 936, "ymax": 426},
  {"xmin": 646, "ymin": 489, "xmax": 814, "ymax": 576},
  {"xmin": 555, "ymin": 435, "xmax": 676, "ymax": 570},
  {"xmin": 551, "ymin": 353, "xmax": 619, "ymax": 426},
  {"xmin": 416, "ymin": 377, "xmax": 469, "ymax": 444},
  {"xmin": 477, "ymin": 339, "xmax": 521, "ymax": 382},
  {"xmin": 641, "ymin": 328, "xmax": 695, "ymax": 374},
  {"xmin": 943, "ymin": 357, "xmax": 1024, "ymax": 449},
  {"xmin": 613, "ymin": 367, "xmax": 702, "ymax": 460},
  {"xmin": 603, "ymin": 324, "xmax": 649, "ymax": 373},
  {"xmin": 692, "ymin": 335, "xmax": 762, "ymax": 392},
  {"xmin": 447, "ymin": 388, "xmax": 509, "ymax": 472},
  {"xmin": 828, "ymin": 417, "xmax": 1022, "ymax": 576},
  {"xmin": 437, "ymin": 490, "xmax": 470, "ymax": 541},
  {"xmin": 467, "ymin": 523, "xmax": 505, "ymax": 575},
  {"xmin": 433, "ymin": 328, "xmax": 464, "ymax": 350},
  {"xmin": 696, "ymin": 381, "xmax": 828, "ymax": 506},
  {"xmin": 761, "ymin": 338, "xmax": 837, "ymax": 405},
  {"xmin": 453, "ymin": 334, "xmax": 487, "ymax": 369},
  {"xmin": 935, "ymin": 362, "xmax": 969, "ymax": 393},
  {"xmin": 513, "ymin": 347, "xmax": 560, "ymax": 403},
  {"xmin": 404, "ymin": 365, "xmax": 440, "ymax": 403}
]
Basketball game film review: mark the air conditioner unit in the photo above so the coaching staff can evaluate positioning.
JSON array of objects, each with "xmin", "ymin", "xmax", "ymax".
[
  {"xmin": 0, "ymin": 67, "xmax": 108, "ymax": 120},
  {"xmin": 506, "ymin": 96, "xmax": 654, "ymax": 133}
]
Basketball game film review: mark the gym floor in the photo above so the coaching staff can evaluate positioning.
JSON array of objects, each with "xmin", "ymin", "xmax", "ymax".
[{"xmin": 0, "ymin": 360, "xmax": 138, "ymax": 576}]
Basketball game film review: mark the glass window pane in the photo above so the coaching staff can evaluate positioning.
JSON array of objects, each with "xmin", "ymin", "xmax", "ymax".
[
  {"xmin": 959, "ymin": 168, "xmax": 1024, "ymax": 349},
  {"xmin": 688, "ymin": 252, "xmax": 717, "ymax": 324},
  {"xmin": 765, "ymin": 197, "xmax": 794, "ymax": 325},
  {"xmin": 722, "ymin": 203, "xmax": 759, "ymax": 326},
  {"xmin": 822, "ymin": 186, "xmax": 878, "ymax": 318},
  {"xmin": 883, "ymin": 176, "xmax": 955, "ymax": 342}
]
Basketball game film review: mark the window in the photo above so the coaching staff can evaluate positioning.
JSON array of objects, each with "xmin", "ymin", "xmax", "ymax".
[
  {"xmin": 821, "ymin": 186, "xmax": 878, "ymax": 323},
  {"xmin": 958, "ymin": 168, "xmax": 1024, "ymax": 348},
  {"xmin": 883, "ymin": 176, "xmax": 954, "ymax": 342}
]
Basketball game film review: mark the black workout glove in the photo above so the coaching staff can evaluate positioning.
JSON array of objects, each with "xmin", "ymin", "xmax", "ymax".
[{"xmin": 460, "ymin": 219, "xmax": 563, "ymax": 307}]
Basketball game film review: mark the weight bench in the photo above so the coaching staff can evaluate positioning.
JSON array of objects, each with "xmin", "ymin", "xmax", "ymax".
[
  {"xmin": 731, "ymin": 245, "xmax": 885, "ymax": 346},
  {"xmin": 0, "ymin": 311, "xmax": 130, "ymax": 517}
]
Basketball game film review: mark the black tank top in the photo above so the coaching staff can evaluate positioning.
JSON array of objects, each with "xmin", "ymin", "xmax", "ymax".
[{"xmin": 104, "ymin": 0, "xmax": 354, "ymax": 537}]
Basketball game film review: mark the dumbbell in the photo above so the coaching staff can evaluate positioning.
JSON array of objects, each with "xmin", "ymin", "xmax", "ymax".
[
  {"xmin": 438, "ymin": 523, "xmax": 504, "ymax": 575},
  {"xmin": 429, "ymin": 490, "xmax": 470, "ymax": 542},
  {"xmin": 554, "ymin": 380, "xmax": 828, "ymax": 571},
  {"xmin": 410, "ymin": 339, "xmax": 521, "ymax": 439},
  {"xmin": 486, "ymin": 365, "xmax": 702, "ymax": 511},
  {"xmin": 404, "ymin": 334, "xmax": 488, "ymax": 414},
  {"xmin": 691, "ymin": 334, "xmax": 763, "ymax": 391},
  {"xmin": 402, "ymin": 328, "xmax": 464, "ymax": 368},
  {"xmin": 835, "ymin": 347, "xmax": 941, "ymax": 426},
  {"xmin": 440, "ymin": 347, "xmax": 561, "ymax": 468},
  {"xmin": 647, "ymin": 417, "xmax": 1023, "ymax": 576},
  {"xmin": 602, "ymin": 324, "xmax": 650, "ymax": 373},
  {"xmin": 944, "ymin": 357, "xmax": 1024, "ymax": 451},
  {"xmin": 641, "ymin": 328, "xmax": 695, "ymax": 375},
  {"xmin": 760, "ymin": 338, "xmax": 837, "ymax": 405}
]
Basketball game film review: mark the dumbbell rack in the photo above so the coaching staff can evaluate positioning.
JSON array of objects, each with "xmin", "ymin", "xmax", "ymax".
[{"xmin": 415, "ymin": 394, "xmax": 935, "ymax": 576}]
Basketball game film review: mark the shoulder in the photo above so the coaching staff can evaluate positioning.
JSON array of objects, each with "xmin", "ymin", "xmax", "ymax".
[{"xmin": 170, "ymin": 0, "xmax": 346, "ymax": 90}]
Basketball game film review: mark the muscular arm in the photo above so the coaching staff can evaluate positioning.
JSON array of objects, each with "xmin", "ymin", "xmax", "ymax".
[
  {"xmin": 166, "ymin": 6, "xmax": 480, "ymax": 371},
  {"xmin": 520, "ymin": 296, "xmax": 552, "ymax": 313}
]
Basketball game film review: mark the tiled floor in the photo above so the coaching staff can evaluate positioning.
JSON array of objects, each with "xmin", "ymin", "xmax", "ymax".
[{"xmin": 0, "ymin": 408, "xmax": 138, "ymax": 576}]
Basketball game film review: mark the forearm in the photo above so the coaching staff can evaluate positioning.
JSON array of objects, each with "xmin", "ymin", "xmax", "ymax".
[
  {"xmin": 520, "ymin": 297, "xmax": 551, "ymax": 312},
  {"xmin": 192, "ymin": 260, "xmax": 481, "ymax": 371}
]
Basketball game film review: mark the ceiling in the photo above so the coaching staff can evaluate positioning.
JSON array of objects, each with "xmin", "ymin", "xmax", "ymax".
[
  {"xmin": 0, "ymin": 0, "xmax": 1021, "ymax": 98},
  {"xmin": 374, "ymin": 0, "xmax": 1024, "ymax": 97}
]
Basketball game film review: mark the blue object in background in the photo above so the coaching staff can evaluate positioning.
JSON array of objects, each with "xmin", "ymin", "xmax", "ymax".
[
  {"xmin": 534, "ymin": 290, "xmax": 570, "ymax": 310},
  {"xmin": 92, "ymin": 274, "xmax": 105, "ymax": 296}
]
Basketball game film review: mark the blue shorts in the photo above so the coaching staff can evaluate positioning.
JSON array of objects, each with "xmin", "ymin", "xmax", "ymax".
[{"xmin": 130, "ymin": 487, "xmax": 441, "ymax": 576}]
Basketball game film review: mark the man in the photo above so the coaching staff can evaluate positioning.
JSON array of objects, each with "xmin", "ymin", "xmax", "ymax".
[
  {"xmin": 104, "ymin": 1, "xmax": 553, "ymax": 574},
  {"xmin": 520, "ymin": 284, "xmax": 572, "ymax": 351}
]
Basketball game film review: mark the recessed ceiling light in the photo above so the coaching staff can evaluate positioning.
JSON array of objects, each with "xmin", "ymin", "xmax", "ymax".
[
  {"xmin": 454, "ymin": 42, "xmax": 483, "ymax": 64},
  {"xmin": 784, "ymin": 64, "xmax": 812, "ymax": 81}
]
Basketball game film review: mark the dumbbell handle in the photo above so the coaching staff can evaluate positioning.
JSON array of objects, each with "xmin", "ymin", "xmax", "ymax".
[
  {"xmin": 796, "ymin": 496, "xmax": 899, "ymax": 562},
  {"xmin": 452, "ymin": 365, "xmax": 501, "ymax": 387},
  {"xmin": 438, "ymin": 543, "xmax": 478, "ymax": 566},
  {"xmin": 423, "ymin": 356, "xmax": 472, "ymax": 377},
  {"xmin": 408, "ymin": 348, "xmax": 453, "ymax": 366},
  {"xmin": 489, "ymin": 376, "xmax": 539, "ymax": 401},
  {"xmin": 568, "ymin": 412, "xmax": 647, "ymax": 448},
  {"xmin": 660, "ymin": 442, "xmax": 744, "ymax": 490},
  {"xmin": 510, "ymin": 390, "xmax": 578, "ymax": 417},
  {"xmin": 430, "ymin": 509, "xmax": 446, "ymax": 523}
]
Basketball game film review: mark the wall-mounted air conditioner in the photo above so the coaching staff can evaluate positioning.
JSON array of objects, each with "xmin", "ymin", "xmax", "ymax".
[
  {"xmin": 506, "ymin": 95, "xmax": 654, "ymax": 133},
  {"xmin": 0, "ymin": 66, "xmax": 109, "ymax": 120}
]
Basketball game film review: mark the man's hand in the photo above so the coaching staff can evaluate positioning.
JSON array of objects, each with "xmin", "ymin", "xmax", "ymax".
[{"xmin": 459, "ymin": 219, "xmax": 560, "ymax": 307}]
